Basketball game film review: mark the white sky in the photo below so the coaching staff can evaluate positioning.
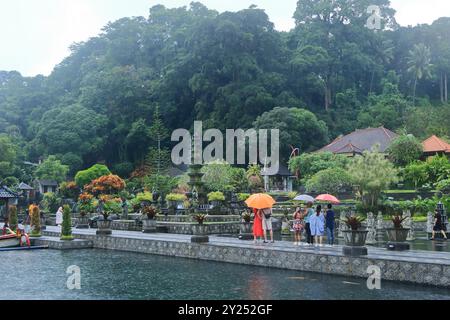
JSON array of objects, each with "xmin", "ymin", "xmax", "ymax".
[{"xmin": 0, "ymin": 0, "xmax": 449, "ymax": 77}]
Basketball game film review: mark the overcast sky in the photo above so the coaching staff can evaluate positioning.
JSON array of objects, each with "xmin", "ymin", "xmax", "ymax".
[{"xmin": 1, "ymin": 0, "xmax": 449, "ymax": 77}]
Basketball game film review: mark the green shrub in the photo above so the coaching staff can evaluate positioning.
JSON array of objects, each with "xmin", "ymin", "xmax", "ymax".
[
  {"xmin": 289, "ymin": 152, "xmax": 349, "ymax": 182},
  {"xmin": 437, "ymin": 179, "xmax": 450, "ymax": 194},
  {"xmin": 208, "ymin": 191, "xmax": 225, "ymax": 202},
  {"xmin": 202, "ymin": 160, "xmax": 235, "ymax": 193},
  {"xmin": 8, "ymin": 205, "xmax": 18, "ymax": 231},
  {"xmin": 30, "ymin": 205, "xmax": 41, "ymax": 237},
  {"xmin": 103, "ymin": 199, "xmax": 122, "ymax": 215},
  {"xmin": 75, "ymin": 164, "xmax": 111, "ymax": 188},
  {"xmin": 306, "ymin": 167, "xmax": 352, "ymax": 195},
  {"xmin": 41, "ymin": 192, "xmax": 61, "ymax": 214},
  {"xmin": 387, "ymin": 135, "xmax": 423, "ymax": 166},
  {"xmin": 58, "ymin": 181, "xmax": 80, "ymax": 200},
  {"xmin": 135, "ymin": 192, "xmax": 153, "ymax": 203},
  {"xmin": 113, "ymin": 162, "xmax": 134, "ymax": 178},
  {"xmin": 166, "ymin": 193, "xmax": 187, "ymax": 202},
  {"xmin": 60, "ymin": 205, "xmax": 74, "ymax": 241},
  {"xmin": 237, "ymin": 193, "xmax": 251, "ymax": 202}
]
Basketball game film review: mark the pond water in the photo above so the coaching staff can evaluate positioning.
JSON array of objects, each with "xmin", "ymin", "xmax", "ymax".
[{"xmin": 2, "ymin": 249, "xmax": 450, "ymax": 300}]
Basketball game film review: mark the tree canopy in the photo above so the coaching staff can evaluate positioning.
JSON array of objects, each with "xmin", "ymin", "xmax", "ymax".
[{"xmin": 0, "ymin": 1, "xmax": 449, "ymax": 182}]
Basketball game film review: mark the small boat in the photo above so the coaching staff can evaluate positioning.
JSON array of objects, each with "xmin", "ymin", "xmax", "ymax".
[
  {"xmin": 0, "ymin": 245, "xmax": 49, "ymax": 252},
  {"xmin": 0, "ymin": 234, "xmax": 20, "ymax": 248}
]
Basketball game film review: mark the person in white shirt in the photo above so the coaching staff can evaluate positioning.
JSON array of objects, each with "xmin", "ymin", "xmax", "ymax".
[
  {"xmin": 262, "ymin": 208, "xmax": 274, "ymax": 244},
  {"xmin": 56, "ymin": 207, "xmax": 63, "ymax": 227}
]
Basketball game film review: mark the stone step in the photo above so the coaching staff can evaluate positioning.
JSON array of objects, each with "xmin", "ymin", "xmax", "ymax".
[{"xmin": 32, "ymin": 236, "xmax": 93, "ymax": 250}]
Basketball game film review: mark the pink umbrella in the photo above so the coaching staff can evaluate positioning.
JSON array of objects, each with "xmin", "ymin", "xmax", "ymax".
[{"xmin": 315, "ymin": 194, "xmax": 340, "ymax": 204}]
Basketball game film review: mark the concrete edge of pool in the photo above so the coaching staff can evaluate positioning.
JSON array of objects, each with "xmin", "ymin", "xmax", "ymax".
[{"xmin": 38, "ymin": 226, "xmax": 450, "ymax": 289}]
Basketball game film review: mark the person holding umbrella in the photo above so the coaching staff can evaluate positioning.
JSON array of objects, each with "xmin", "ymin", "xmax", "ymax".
[
  {"xmin": 262, "ymin": 207, "xmax": 274, "ymax": 244},
  {"xmin": 252, "ymin": 208, "xmax": 264, "ymax": 244},
  {"xmin": 245, "ymin": 193, "xmax": 276, "ymax": 245}
]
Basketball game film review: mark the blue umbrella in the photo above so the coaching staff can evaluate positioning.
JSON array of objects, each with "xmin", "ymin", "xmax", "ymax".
[{"xmin": 293, "ymin": 194, "xmax": 315, "ymax": 202}]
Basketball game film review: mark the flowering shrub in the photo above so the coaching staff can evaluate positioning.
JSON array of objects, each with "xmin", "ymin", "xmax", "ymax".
[
  {"xmin": 78, "ymin": 193, "xmax": 97, "ymax": 216},
  {"xmin": 84, "ymin": 175, "xmax": 126, "ymax": 195},
  {"xmin": 59, "ymin": 181, "xmax": 80, "ymax": 200}
]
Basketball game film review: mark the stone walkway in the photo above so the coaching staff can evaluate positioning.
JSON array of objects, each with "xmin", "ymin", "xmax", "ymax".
[{"xmin": 41, "ymin": 226, "xmax": 450, "ymax": 266}]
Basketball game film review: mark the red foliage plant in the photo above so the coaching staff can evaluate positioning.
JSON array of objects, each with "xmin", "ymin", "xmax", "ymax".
[{"xmin": 84, "ymin": 175, "xmax": 126, "ymax": 195}]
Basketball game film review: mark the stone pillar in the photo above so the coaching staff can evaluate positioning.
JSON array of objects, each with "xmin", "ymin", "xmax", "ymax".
[
  {"xmin": 404, "ymin": 210, "xmax": 415, "ymax": 241},
  {"xmin": 376, "ymin": 211, "xmax": 384, "ymax": 242},
  {"xmin": 427, "ymin": 212, "xmax": 434, "ymax": 235},
  {"xmin": 366, "ymin": 212, "xmax": 377, "ymax": 245},
  {"xmin": 338, "ymin": 211, "xmax": 347, "ymax": 238}
]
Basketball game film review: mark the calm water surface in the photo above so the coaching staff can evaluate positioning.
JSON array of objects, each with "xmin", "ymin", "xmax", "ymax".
[{"xmin": 1, "ymin": 249, "xmax": 450, "ymax": 300}]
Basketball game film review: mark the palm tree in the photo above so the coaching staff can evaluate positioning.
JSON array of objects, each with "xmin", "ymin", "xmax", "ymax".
[{"xmin": 407, "ymin": 44, "xmax": 433, "ymax": 106}]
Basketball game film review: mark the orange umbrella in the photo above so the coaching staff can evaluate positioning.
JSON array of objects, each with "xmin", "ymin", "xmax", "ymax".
[
  {"xmin": 245, "ymin": 193, "xmax": 276, "ymax": 209},
  {"xmin": 315, "ymin": 194, "xmax": 340, "ymax": 204}
]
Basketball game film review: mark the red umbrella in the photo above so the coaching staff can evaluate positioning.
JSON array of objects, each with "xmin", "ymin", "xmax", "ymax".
[{"xmin": 315, "ymin": 194, "xmax": 340, "ymax": 204}]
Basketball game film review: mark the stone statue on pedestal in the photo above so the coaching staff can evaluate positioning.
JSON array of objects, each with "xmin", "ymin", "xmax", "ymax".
[
  {"xmin": 404, "ymin": 210, "xmax": 415, "ymax": 241},
  {"xmin": 427, "ymin": 212, "xmax": 434, "ymax": 234},
  {"xmin": 338, "ymin": 211, "xmax": 347, "ymax": 238},
  {"xmin": 376, "ymin": 212, "xmax": 384, "ymax": 242},
  {"xmin": 366, "ymin": 212, "xmax": 377, "ymax": 244},
  {"xmin": 121, "ymin": 199, "xmax": 129, "ymax": 220}
]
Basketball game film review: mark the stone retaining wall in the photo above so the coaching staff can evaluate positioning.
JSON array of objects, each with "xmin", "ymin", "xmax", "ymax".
[{"xmin": 42, "ymin": 229, "xmax": 450, "ymax": 288}]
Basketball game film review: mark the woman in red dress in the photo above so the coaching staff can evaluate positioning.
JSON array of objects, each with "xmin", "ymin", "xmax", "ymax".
[{"xmin": 253, "ymin": 208, "xmax": 264, "ymax": 244}]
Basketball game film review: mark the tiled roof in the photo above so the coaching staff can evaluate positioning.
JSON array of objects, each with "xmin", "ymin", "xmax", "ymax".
[
  {"xmin": 36, "ymin": 180, "xmax": 58, "ymax": 186},
  {"xmin": 18, "ymin": 182, "xmax": 34, "ymax": 190},
  {"xmin": 422, "ymin": 135, "xmax": 450, "ymax": 154},
  {"xmin": 261, "ymin": 164, "xmax": 295, "ymax": 177},
  {"xmin": 0, "ymin": 186, "xmax": 18, "ymax": 199},
  {"xmin": 318, "ymin": 127, "xmax": 398, "ymax": 154}
]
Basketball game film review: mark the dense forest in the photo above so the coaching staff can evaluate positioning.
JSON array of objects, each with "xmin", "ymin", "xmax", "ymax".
[{"xmin": 1, "ymin": 0, "xmax": 450, "ymax": 185}]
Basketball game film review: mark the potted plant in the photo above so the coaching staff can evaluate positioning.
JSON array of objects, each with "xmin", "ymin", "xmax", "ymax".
[
  {"xmin": 342, "ymin": 216, "xmax": 367, "ymax": 246},
  {"xmin": 96, "ymin": 197, "xmax": 120, "ymax": 235},
  {"xmin": 166, "ymin": 193, "xmax": 187, "ymax": 209},
  {"xmin": 77, "ymin": 193, "xmax": 93, "ymax": 229},
  {"xmin": 132, "ymin": 191, "xmax": 152, "ymax": 208},
  {"xmin": 239, "ymin": 211, "xmax": 253, "ymax": 240},
  {"xmin": 208, "ymin": 191, "xmax": 225, "ymax": 208},
  {"xmin": 191, "ymin": 213, "xmax": 209, "ymax": 243},
  {"xmin": 386, "ymin": 214, "xmax": 410, "ymax": 250},
  {"xmin": 341, "ymin": 215, "xmax": 368, "ymax": 256},
  {"xmin": 142, "ymin": 205, "xmax": 158, "ymax": 233}
]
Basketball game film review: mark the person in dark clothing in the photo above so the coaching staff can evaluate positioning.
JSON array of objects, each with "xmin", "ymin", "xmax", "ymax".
[
  {"xmin": 431, "ymin": 210, "xmax": 448, "ymax": 240},
  {"xmin": 325, "ymin": 204, "xmax": 336, "ymax": 245},
  {"xmin": 304, "ymin": 202, "xmax": 315, "ymax": 245}
]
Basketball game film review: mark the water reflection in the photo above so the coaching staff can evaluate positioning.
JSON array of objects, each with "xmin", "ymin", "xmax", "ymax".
[
  {"xmin": 2, "ymin": 249, "xmax": 450, "ymax": 300},
  {"xmin": 246, "ymin": 274, "xmax": 272, "ymax": 300}
]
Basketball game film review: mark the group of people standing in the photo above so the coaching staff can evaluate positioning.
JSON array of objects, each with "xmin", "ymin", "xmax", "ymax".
[
  {"xmin": 293, "ymin": 202, "xmax": 335, "ymax": 246},
  {"xmin": 251, "ymin": 202, "xmax": 336, "ymax": 247}
]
